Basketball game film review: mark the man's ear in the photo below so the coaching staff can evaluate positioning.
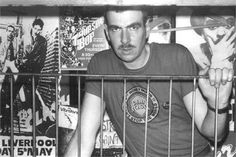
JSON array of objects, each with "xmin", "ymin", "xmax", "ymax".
[{"xmin": 145, "ymin": 18, "xmax": 152, "ymax": 39}]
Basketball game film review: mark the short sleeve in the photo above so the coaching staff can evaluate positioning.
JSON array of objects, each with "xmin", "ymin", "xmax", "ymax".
[
  {"xmin": 85, "ymin": 54, "xmax": 102, "ymax": 98},
  {"xmin": 177, "ymin": 45, "xmax": 198, "ymax": 97}
]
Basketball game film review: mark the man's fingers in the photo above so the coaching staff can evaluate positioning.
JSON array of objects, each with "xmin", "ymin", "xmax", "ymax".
[
  {"xmin": 221, "ymin": 26, "xmax": 235, "ymax": 42},
  {"xmin": 222, "ymin": 68, "xmax": 231, "ymax": 85},
  {"xmin": 227, "ymin": 68, "xmax": 234, "ymax": 82},
  {"xmin": 209, "ymin": 68, "xmax": 234, "ymax": 87},
  {"xmin": 208, "ymin": 68, "xmax": 217, "ymax": 86},
  {"xmin": 206, "ymin": 36, "xmax": 214, "ymax": 48},
  {"xmin": 227, "ymin": 29, "xmax": 236, "ymax": 44},
  {"xmin": 199, "ymin": 66, "xmax": 209, "ymax": 76},
  {"xmin": 215, "ymin": 68, "xmax": 222, "ymax": 88}
]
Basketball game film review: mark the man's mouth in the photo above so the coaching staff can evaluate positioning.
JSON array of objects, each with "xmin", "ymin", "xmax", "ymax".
[
  {"xmin": 122, "ymin": 47, "xmax": 133, "ymax": 51},
  {"xmin": 119, "ymin": 45, "xmax": 135, "ymax": 51}
]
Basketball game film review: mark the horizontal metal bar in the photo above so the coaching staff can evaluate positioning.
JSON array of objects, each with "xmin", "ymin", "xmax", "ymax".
[{"xmin": 0, "ymin": 72, "xmax": 215, "ymax": 79}]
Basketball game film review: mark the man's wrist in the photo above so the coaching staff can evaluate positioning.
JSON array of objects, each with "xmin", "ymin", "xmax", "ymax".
[
  {"xmin": 208, "ymin": 103, "xmax": 230, "ymax": 114},
  {"xmin": 211, "ymin": 58, "xmax": 233, "ymax": 69}
]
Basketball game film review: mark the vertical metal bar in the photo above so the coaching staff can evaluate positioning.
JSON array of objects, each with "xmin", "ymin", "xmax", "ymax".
[
  {"xmin": 0, "ymin": 74, "xmax": 2, "ymax": 133},
  {"xmin": 214, "ymin": 87, "xmax": 219, "ymax": 157},
  {"xmin": 234, "ymin": 6, "xmax": 236, "ymax": 133},
  {"xmin": 55, "ymin": 76, "xmax": 59, "ymax": 157},
  {"xmin": 144, "ymin": 79, "xmax": 150, "ymax": 157},
  {"xmin": 168, "ymin": 78, "xmax": 173, "ymax": 157},
  {"xmin": 32, "ymin": 75, "xmax": 36, "ymax": 157},
  {"xmin": 77, "ymin": 76, "xmax": 81, "ymax": 157},
  {"xmin": 10, "ymin": 75, "xmax": 14, "ymax": 157},
  {"xmin": 122, "ymin": 78, "xmax": 127, "ymax": 156},
  {"xmin": 191, "ymin": 78, "xmax": 197, "ymax": 157},
  {"xmin": 100, "ymin": 77, "xmax": 104, "ymax": 157}
]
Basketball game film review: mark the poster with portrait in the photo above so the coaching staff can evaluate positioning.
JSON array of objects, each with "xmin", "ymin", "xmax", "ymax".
[
  {"xmin": 176, "ymin": 7, "xmax": 236, "ymax": 156},
  {"xmin": 0, "ymin": 7, "xmax": 59, "ymax": 156}
]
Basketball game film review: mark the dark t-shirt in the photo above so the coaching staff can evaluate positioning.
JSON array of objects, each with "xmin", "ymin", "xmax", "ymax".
[{"xmin": 86, "ymin": 43, "xmax": 209, "ymax": 156}]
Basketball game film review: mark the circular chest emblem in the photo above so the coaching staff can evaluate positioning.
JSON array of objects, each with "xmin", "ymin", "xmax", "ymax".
[{"xmin": 123, "ymin": 87, "xmax": 159, "ymax": 123}]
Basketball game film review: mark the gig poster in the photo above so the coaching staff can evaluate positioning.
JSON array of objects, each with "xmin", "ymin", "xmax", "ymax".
[
  {"xmin": 176, "ymin": 7, "xmax": 236, "ymax": 157},
  {"xmin": 59, "ymin": 8, "xmax": 109, "ymax": 71},
  {"xmin": 0, "ymin": 7, "xmax": 59, "ymax": 157}
]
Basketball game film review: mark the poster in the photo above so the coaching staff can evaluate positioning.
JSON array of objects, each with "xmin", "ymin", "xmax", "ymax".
[
  {"xmin": 148, "ymin": 15, "xmax": 172, "ymax": 44},
  {"xmin": 176, "ymin": 7, "xmax": 236, "ymax": 156},
  {"xmin": 0, "ymin": 7, "xmax": 59, "ymax": 156},
  {"xmin": 0, "ymin": 136, "xmax": 56, "ymax": 157},
  {"xmin": 59, "ymin": 8, "xmax": 109, "ymax": 70}
]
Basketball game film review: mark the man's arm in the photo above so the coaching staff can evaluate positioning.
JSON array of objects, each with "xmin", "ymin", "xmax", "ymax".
[
  {"xmin": 184, "ymin": 88, "xmax": 229, "ymax": 141},
  {"xmin": 0, "ymin": 43, "xmax": 7, "ymax": 71},
  {"xmin": 183, "ymin": 66, "xmax": 233, "ymax": 141},
  {"xmin": 183, "ymin": 26, "xmax": 235, "ymax": 141},
  {"xmin": 64, "ymin": 92, "xmax": 104, "ymax": 157}
]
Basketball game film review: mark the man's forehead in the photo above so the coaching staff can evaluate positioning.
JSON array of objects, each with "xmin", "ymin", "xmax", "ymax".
[
  {"xmin": 106, "ymin": 10, "xmax": 143, "ymax": 17},
  {"xmin": 205, "ymin": 16, "xmax": 234, "ymax": 24},
  {"xmin": 206, "ymin": 16, "xmax": 234, "ymax": 20},
  {"xmin": 33, "ymin": 25, "xmax": 42, "ymax": 30},
  {"xmin": 202, "ymin": 7, "xmax": 234, "ymax": 22},
  {"xmin": 106, "ymin": 10, "xmax": 144, "ymax": 24}
]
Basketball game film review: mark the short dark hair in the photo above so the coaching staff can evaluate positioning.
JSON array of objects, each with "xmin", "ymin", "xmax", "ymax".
[
  {"xmin": 190, "ymin": 7, "xmax": 235, "ymax": 36},
  {"xmin": 32, "ymin": 18, "xmax": 44, "ymax": 29},
  {"xmin": 104, "ymin": 6, "xmax": 150, "ymax": 25},
  {"xmin": 7, "ymin": 25, "xmax": 15, "ymax": 31}
]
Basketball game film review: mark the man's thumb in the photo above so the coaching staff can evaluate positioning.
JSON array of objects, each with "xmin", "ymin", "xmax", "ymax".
[{"xmin": 198, "ymin": 66, "xmax": 209, "ymax": 76}]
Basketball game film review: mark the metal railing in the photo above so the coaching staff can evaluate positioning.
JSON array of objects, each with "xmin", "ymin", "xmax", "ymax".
[{"xmin": 0, "ymin": 72, "xmax": 233, "ymax": 157}]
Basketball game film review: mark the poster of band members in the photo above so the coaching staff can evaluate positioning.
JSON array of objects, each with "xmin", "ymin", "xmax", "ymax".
[
  {"xmin": 59, "ymin": 7, "xmax": 109, "ymax": 71},
  {"xmin": 0, "ymin": 7, "xmax": 59, "ymax": 156},
  {"xmin": 176, "ymin": 7, "xmax": 236, "ymax": 157}
]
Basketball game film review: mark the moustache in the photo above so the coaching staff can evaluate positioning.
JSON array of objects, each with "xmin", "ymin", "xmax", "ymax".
[{"xmin": 119, "ymin": 44, "xmax": 135, "ymax": 50}]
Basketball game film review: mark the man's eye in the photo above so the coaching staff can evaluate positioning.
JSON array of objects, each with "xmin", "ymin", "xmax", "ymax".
[
  {"xmin": 110, "ymin": 27, "xmax": 120, "ymax": 32},
  {"xmin": 208, "ymin": 27, "xmax": 217, "ymax": 30},
  {"xmin": 225, "ymin": 25, "xmax": 233, "ymax": 29},
  {"xmin": 226, "ymin": 18, "xmax": 234, "ymax": 29},
  {"xmin": 129, "ymin": 25, "xmax": 139, "ymax": 30}
]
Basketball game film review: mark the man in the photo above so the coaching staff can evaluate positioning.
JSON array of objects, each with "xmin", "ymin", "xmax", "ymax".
[
  {"xmin": 13, "ymin": 18, "xmax": 47, "ymax": 109},
  {"xmin": 0, "ymin": 25, "xmax": 18, "ymax": 134},
  {"xmin": 65, "ymin": 6, "xmax": 234, "ymax": 156},
  {"xmin": 0, "ymin": 25, "xmax": 16, "ymax": 68},
  {"xmin": 0, "ymin": 25, "xmax": 19, "ymax": 77}
]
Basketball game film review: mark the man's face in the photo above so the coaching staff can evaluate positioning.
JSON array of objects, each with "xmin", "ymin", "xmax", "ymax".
[
  {"xmin": 202, "ymin": 16, "xmax": 234, "ymax": 44},
  {"xmin": 6, "ymin": 26, "xmax": 15, "ymax": 41},
  {"xmin": 32, "ymin": 24, "xmax": 42, "ymax": 37},
  {"xmin": 105, "ymin": 10, "xmax": 150, "ymax": 64}
]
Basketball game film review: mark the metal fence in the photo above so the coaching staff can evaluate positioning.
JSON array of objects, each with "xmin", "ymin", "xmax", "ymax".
[{"xmin": 0, "ymin": 72, "xmax": 233, "ymax": 157}]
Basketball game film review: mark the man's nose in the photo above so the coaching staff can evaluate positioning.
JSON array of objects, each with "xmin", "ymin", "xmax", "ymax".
[
  {"xmin": 217, "ymin": 26, "xmax": 227, "ymax": 36},
  {"xmin": 121, "ymin": 29, "xmax": 130, "ymax": 44}
]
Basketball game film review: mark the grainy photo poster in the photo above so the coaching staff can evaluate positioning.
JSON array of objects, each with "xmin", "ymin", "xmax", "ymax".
[
  {"xmin": 176, "ymin": 7, "xmax": 236, "ymax": 157},
  {"xmin": 0, "ymin": 7, "xmax": 59, "ymax": 157}
]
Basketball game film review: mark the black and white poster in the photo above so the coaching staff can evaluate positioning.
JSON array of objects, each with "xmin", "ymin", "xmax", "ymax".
[
  {"xmin": 176, "ymin": 7, "xmax": 236, "ymax": 157},
  {"xmin": 59, "ymin": 8, "xmax": 109, "ymax": 71},
  {"xmin": 0, "ymin": 7, "xmax": 59, "ymax": 157}
]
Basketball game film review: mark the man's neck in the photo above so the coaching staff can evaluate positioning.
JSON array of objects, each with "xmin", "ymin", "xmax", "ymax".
[
  {"xmin": 123, "ymin": 44, "xmax": 150, "ymax": 70},
  {"xmin": 33, "ymin": 35, "xmax": 37, "ymax": 41}
]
